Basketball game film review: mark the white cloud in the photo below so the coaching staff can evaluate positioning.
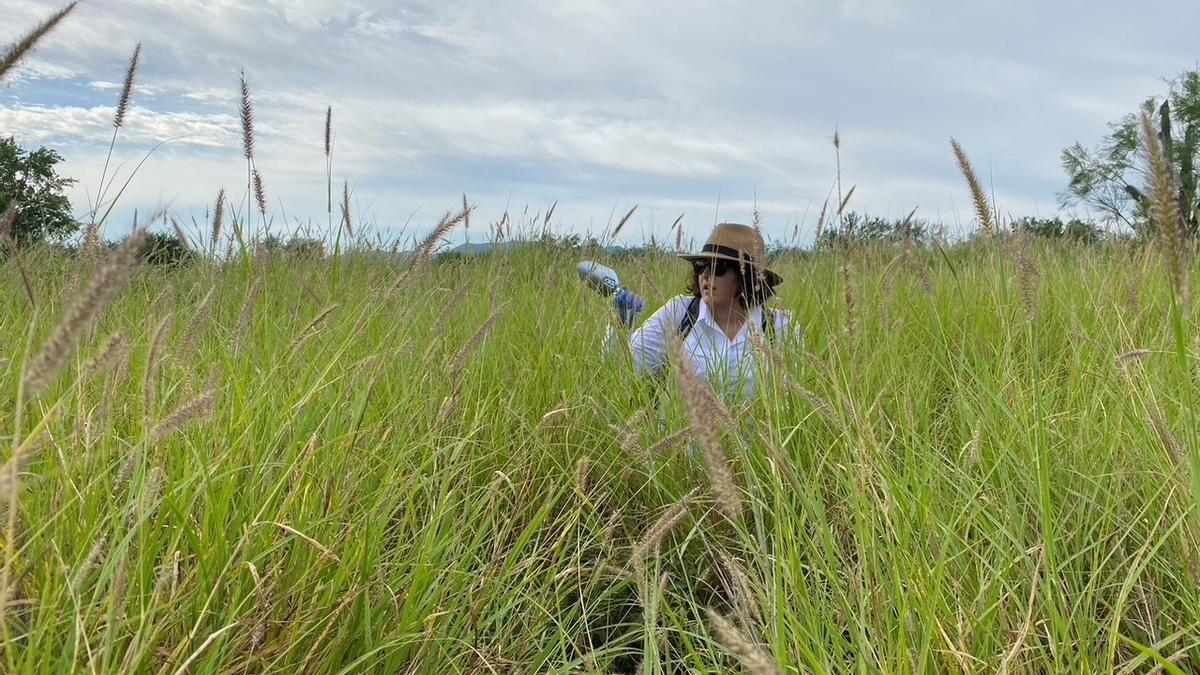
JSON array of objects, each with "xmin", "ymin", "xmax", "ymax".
[{"xmin": 3, "ymin": 0, "xmax": 1199, "ymax": 245}]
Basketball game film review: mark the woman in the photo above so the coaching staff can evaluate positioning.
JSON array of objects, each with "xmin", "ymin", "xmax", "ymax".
[{"xmin": 610, "ymin": 222, "xmax": 799, "ymax": 398}]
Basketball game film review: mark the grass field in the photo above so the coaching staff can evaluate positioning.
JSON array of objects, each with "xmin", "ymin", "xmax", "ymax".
[{"xmin": 2, "ymin": 235, "xmax": 1198, "ymax": 674}]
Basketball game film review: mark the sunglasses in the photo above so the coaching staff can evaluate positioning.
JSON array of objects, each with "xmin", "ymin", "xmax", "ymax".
[{"xmin": 692, "ymin": 259, "xmax": 738, "ymax": 277}]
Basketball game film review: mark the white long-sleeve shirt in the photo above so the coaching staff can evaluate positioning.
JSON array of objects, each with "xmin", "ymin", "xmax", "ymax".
[{"xmin": 611, "ymin": 294, "xmax": 802, "ymax": 398}]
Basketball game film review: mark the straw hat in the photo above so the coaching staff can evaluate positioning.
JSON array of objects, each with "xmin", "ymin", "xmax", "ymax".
[{"xmin": 678, "ymin": 222, "xmax": 782, "ymax": 287}]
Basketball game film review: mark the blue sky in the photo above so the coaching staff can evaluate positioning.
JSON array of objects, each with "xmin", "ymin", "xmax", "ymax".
[{"xmin": 2, "ymin": 0, "xmax": 1198, "ymax": 248}]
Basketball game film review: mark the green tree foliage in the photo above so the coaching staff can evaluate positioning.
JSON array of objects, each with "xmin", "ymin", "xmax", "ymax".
[
  {"xmin": 0, "ymin": 136, "xmax": 79, "ymax": 246},
  {"xmin": 1012, "ymin": 216, "xmax": 1101, "ymax": 243},
  {"xmin": 1061, "ymin": 68, "xmax": 1200, "ymax": 236},
  {"xmin": 817, "ymin": 211, "xmax": 929, "ymax": 248},
  {"xmin": 134, "ymin": 231, "xmax": 194, "ymax": 267}
]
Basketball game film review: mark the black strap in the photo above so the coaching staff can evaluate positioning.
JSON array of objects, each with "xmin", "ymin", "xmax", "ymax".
[{"xmin": 679, "ymin": 296, "xmax": 776, "ymax": 343}]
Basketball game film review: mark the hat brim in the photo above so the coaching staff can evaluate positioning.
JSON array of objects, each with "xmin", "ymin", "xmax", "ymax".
[{"xmin": 678, "ymin": 252, "xmax": 783, "ymax": 287}]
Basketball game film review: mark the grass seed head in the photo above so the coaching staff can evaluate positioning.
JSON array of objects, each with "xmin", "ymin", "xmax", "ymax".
[
  {"xmin": 950, "ymin": 138, "xmax": 994, "ymax": 236},
  {"xmin": 114, "ymin": 42, "xmax": 141, "ymax": 129}
]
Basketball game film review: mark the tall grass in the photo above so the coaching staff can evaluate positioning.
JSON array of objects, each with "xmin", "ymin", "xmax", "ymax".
[{"xmin": 1, "ymin": 232, "xmax": 1198, "ymax": 672}]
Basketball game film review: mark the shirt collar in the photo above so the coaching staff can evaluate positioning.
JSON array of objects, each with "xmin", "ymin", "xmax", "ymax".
[{"xmin": 695, "ymin": 300, "xmax": 764, "ymax": 339}]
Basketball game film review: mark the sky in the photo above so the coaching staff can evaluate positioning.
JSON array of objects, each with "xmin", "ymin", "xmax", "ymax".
[{"xmin": 2, "ymin": 0, "xmax": 1198, "ymax": 249}]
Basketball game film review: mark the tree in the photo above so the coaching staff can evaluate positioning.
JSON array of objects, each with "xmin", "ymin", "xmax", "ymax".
[
  {"xmin": 0, "ymin": 137, "xmax": 79, "ymax": 247},
  {"xmin": 1061, "ymin": 68, "xmax": 1200, "ymax": 236}
]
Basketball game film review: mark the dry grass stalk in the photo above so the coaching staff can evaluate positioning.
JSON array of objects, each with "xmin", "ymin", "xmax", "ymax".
[
  {"xmin": 813, "ymin": 196, "xmax": 830, "ymax": 245},
  {"xmin": 1, "ymin": 203, "xmax": 36, "ymax": 307},
  {"xmin": 287, "ymin": 304, "xmax": 338, "ymax": 356},
  {"xmin": 716, "ymin": 550, "xmax": 761, "ymax": 628},
  {"xmin": 670, "ymin": 336, "xmax": 742, "ymax": 521},
  {"xmin": 150, "ymin": 386, "xmax": 217, "ymax": 443},
  {"xmin": 143, "ymin": 312, "xmax": 173, "ymax": 418},
  {"xmin": 0, "ymin": 2, "xmax": 78, "ymax": 83},
  {"xmin": 610, "ymin": 205, "xmax": 638, "ymax": 242},
  {"xmin": 950, "ymin": 138, "xmax": 995, "ymax": 236},
  {"xmin": 84, "ymin": 331, "xmax": 130, "ymax": 380},
  {"xmin": 431, "ymin": 284, "xmax": 473, "ymax": 334},
  {"xmin": 1014, "ymin": 221, "xmax": 1038, "ymax": 320},
  {"xmin": 114, "ymin": 42, "xmax": 141, "ymax": 129},
  {"xmin": 575, "ymin": 456, "xmax": 593, "ymax": 497},
  {"xmin": 837, "ymin": 185, "xmax": 857, "ymax": 219},
  {"xmin": 21, "ymin": 230, "xmax": 145, "ymax": 398},
  {"xmin": 450, "ymin": 302, "xmax": 508, "ymax": 376},
  {"xmin": 70, "ymin": 533, "xmax": 108, "ymax": 595},
  {"xmin": 235, "ymin": 277, "xmax": 264, "ymax": 339},
  {"xmin": 182, "ymin": 285, "xmax": 217, "ymax": 350},
  {"xmin": 1147, "ymin": 411, "xmax": 1185, "ymax": 468},
  {"xmin": 210, "ymin": 189, "xmax": 226, "ymax": 253},
  {"xmin": 705, "ymin": 608, "xmax": 780, "ymax": 675},
  {"xmin": 537, "ymin": 406, "xmax": 570, "ymax": 434},
  {"xmin": 1140, "ymin": 111, "xmax": 1190, "ymax": 303},
  {"xmin": 171, "ymin": 218, "xmax": 193, "ymax": 253},
  {"xmin": 841, "ymin": 258, "xmax": 857, "ymax": 342},
  {"xmin": 967, "ymin": 423, "xmax": 983, "ymax": 468}
]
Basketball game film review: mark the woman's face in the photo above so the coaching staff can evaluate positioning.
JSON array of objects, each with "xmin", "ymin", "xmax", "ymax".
[{"xmin": 695, "ymin": 259, "xmax": 740, "ymax": 309}]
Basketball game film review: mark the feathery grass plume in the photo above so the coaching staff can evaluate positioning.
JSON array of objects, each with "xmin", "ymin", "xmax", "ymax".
[
  {"xmin": 150, "ymin": 386, "xmax": 217, "ymax": 443},
  {"xmin": 575, "ymin": 456, "xmax": 593, "ymax": 498},
  {"xmin": 705, "ymin": 608, "xmax": 780, "ymax": 675},
  {"xmin": 113, "ymin": 42, "xmax": 141, "ymax": 129},
  {"xmin": 84, "ymin": 331, "xmax": 130, "ymax": 380},
  {"xmin": 632, "ymin": 488, "xmax": 699, "ymax": 587},
  {"xmin": 1115, "ymin": 348, "xmax": 1152, "ymax": 381},
  {"xmin": 340, "ymin": 181, "xmax": 352, "ymax": 239},
  {"xmin": 21, "ymin": 230, "xmax": 146, "ymax": 398},
  {"xmin": 841, "ymin": 257, "xmax": 857, "ymax": 342},
  {"xmin": 324, "ymin": 106, "xmax": 332, "ymax": 158},
  {"xmin": 813, "ymin": 195, "xmax": 830, "ymax": 246},
  {"xmin": 235, "ymin": 277, "xmax": 264, "ymax": 339},
  {"xmin": 950, "ymin": 138, "xmax": 994, "ymax": 236},
  {"xmin": 209, "ymin": 189, "xmax": 226, "ymax": 253},
  {"xmin": 610, "ymin": 204, "xmax": 637, "ymax": 242},
  {"xmin": 252, "ymin": 169, "xmax": 267, "ymax": 218},
  {"xmin": 450, "ymin": 302, "xmax": 508, "ymax": 376},
  {"xmin": 286, "ymin": 304, "xmax": 338, "ymax": 356},
  {"xmin": 967, "ymin": 423, "xmax": 983, "ymax": 468},
  {"xmin": 170, "ymin": 218, "xmax": 193, "ymax": 254},
  {"xmin": 239, "ymin": 71, "xmax": 255, "ymax": 162},
  {"xmin": 669, "ymin": 336, "xmax": 742, "ymax": 521},
  {"xmin": 648, "ymin": 428, "xmax": 690, "ymax": 457},
  {"xmin": 1147, "ymin": 411, "xmax": 1185, "ymax": 468},
  {"xmin": 408, "ymin": 208, "xmax": 470, "ymax": 272},
  {"xmin": 716, "ymin": 550, "xmax": 761, "ymax": 627},
  {"xmin": 837, "ymin": 185, "xmax": 857, "ymax": 219},
  {"xmin": 1140, "ymin": 110, "xmax": 1190, "ymax": 303},
  {"xmin": 142, "ymin": 312, "xmax": 173, "ymax": 419},
  {"xmin": 0, "ymin": 2, "xmax": 78, "ymax": 83},
  {"xmin": 69, "ymin": 533, "xmax": 108, "ymax": 595},
  {"xmin": 182, "ymin": 285, "xmax": 216, "ymax": 350},
  {"xmin": 537, "ymin": 406, "xmax": 570, "ymax": 435},
  {"xmin": 1014, "ymin": 220, "xmax": 1038, "ymax": 320},
  {"xmin": 431, "ymin": 283, "xmax": 473, "ymax": 334}
]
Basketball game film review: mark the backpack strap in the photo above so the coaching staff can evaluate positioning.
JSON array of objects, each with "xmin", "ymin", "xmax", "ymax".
[
  {"xmin": 680, "ymin": 297, "xmax": 778, "ymax": 344},
  {"xmin": 678, "ymin": 296, "xmax": 702, "ymax": 339}
]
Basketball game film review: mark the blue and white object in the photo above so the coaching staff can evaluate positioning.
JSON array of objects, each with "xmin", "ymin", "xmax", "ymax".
[{"xmin": 577, "ymin": 260, "xmax": 622, "ymax": 296}]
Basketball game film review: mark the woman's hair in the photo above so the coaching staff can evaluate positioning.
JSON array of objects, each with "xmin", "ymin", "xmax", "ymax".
[{"xmin": 685, "ymin": 260, "xmax": 777, "ymax": 308}]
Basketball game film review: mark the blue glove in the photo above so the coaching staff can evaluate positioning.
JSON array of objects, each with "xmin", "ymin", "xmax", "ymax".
[{"xmin": 613, "ymin": 288, "xmax": 645, "ymax": 327}]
